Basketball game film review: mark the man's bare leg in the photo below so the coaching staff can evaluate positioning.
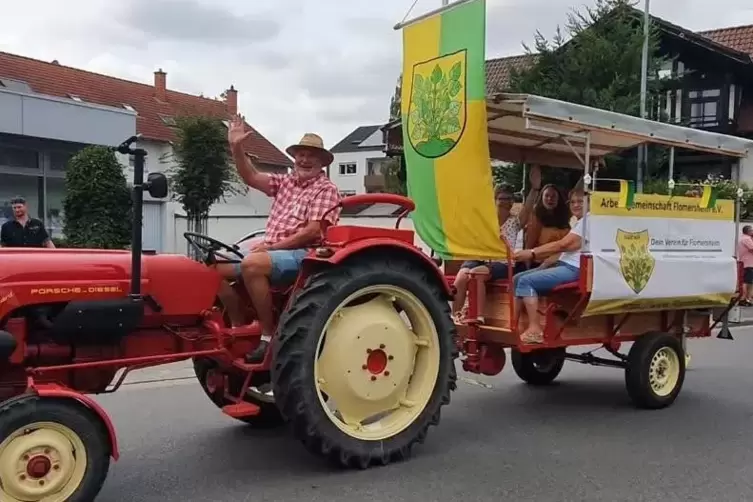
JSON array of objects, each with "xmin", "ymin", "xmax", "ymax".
[
  {"xmin": 239, "ymin": 253, "xmax": 275, "ymax": 364},
  {"xmin": 217, "ymin": 280, "xmax": 245, "ymax": 326},
  {"xmin": 213, "ymin": 264, "xmax": 246, "ymax": 327}
]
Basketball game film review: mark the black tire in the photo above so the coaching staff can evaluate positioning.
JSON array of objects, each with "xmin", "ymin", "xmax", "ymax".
[
  {"xmin": 192, "ymin": 357, "xmax": 284, "ymax": 428},
  {"xmin": 625, "ymin": 332, "xmax": 686, "ymax": 409},
  {"xmin": 0, "ymin": 395, "xmax": 110, "ymax": 502},
  {"xmin": 510, "ymin": 348, "xmax": 566, "ymax": 385},
  {"xmin": 271, "ymin": 254, "xmax": 458, "ymax": 469}
]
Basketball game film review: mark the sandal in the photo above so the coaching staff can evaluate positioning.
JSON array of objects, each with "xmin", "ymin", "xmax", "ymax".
[{"xmin": 520, "ymin": 331, "xmax": 544, "ymax": 344}]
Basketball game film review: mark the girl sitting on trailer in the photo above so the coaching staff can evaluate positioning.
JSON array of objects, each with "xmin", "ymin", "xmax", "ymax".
[
  {"xmin": 451, "ymin": 166, "xmax": 542, "ymax": 323},
  {"xmin": 523, "ymin": 184, "xmax": 572, "ymax": 269},
  {"xmin": 511, "ymin": 189, "xmax": 585, "ymax": 344}
]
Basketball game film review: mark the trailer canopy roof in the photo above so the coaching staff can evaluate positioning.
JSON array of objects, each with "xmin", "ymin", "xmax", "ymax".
[{"xmin": 488, "ymin": 93, "xmax": 753, "ymax": 169}]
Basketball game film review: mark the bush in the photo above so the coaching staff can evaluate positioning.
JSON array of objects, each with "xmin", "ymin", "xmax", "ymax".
[
  {"xmin": 643, "ymin": 173, "xmax": 753, "ymax": 220},
  {"xmin": 63, "ymin": 146, "xmax": 133, "ymax": 249}
]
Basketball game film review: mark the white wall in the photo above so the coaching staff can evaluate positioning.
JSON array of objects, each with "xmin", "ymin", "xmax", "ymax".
[{"xmin": 329, "ymin": 150, "xmax": 377, "ymax": 194}]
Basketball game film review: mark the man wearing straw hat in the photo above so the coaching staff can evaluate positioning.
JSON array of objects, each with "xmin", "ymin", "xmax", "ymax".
[{"xmin": 218, "ymin": 115, "xmax": 341, "ymax": 364}]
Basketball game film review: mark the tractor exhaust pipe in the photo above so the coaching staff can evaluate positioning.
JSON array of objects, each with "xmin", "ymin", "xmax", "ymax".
[{"xmin": 113, "ymin": 134, "xmax": 147, "ymax": 299}]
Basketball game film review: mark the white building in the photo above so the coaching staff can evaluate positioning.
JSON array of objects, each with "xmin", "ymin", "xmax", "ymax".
[
  {"xmin": 328, "ymin": 125, "xmax": 392, "ymax": 195},
  {"xmin": 0, "ymin": 51, "xmax": 293, "ymax": 253}
]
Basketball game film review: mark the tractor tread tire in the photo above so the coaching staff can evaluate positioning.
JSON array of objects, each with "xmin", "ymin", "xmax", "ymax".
[
  {"xmin": 271, "ymin": 254, "xmax": 457, "ymax": 469},
  {"xmin": 625, "ymin": 332, "xmax": 686, "ymax": 409},
  {"xmin": 0, "ymin": 395, "xmax": 110, "ymax": 502},
  {"xmin": 192, "ymin": 357, "xmax": 284, "ymax": 428}
]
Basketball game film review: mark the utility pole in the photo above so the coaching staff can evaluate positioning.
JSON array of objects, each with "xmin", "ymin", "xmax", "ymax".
[{"xmin": 637, "ymin": 0, "xmax": 650, "ymax": 192}]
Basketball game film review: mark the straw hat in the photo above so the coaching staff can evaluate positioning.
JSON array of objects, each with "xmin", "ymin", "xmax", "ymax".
[{"xmin": 286, "ymin": 133, "xmax": 334, "ymax": 166}]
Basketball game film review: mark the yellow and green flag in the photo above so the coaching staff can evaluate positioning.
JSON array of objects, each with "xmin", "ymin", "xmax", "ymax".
[
  {"xmin": 699, "ymin": 184, "xmax": 718, "ymax": 209},
  {"xmin": 617, "ymin": 180, "xmax": 635, "ymax": 208},
  {"xmin": 399, "ymin": 0, "xmax": 504, "ymax": 261}
]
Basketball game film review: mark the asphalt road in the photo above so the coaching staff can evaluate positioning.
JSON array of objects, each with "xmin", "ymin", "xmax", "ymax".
[{"xmin": 94, "ymin": 328, "xmax": 753, "ymax": 502}]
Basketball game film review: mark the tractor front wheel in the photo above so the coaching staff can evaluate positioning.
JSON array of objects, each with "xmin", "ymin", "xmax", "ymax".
[
  {"xmin": 0, "ymin": 395, "xmax": 110, "ymax": 502},
  {"xmin": 272, "ymin": 254, "xmax": 458, "ymax": 469}
]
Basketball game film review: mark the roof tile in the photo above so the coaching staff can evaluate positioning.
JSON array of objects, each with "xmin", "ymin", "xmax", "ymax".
[
  {"xmin": 698, "ymin": 24, "xmax": 753, "ymax": 56},
  {"xmin": 485, "ymin": 54, "xmax": 538, "ymax": 93},
  {"xmin": 0, "ymin": 51, "xmax": 292, "ymax": 168}
]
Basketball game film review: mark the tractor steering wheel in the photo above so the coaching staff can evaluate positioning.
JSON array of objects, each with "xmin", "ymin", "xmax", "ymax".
[{"xmin": 183, "ymin": 232, "xmax": 245, "ymax": 265}]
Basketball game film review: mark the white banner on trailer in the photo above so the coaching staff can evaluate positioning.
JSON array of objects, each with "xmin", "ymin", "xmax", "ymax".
[{"xmin": 583, "ymin": 191, "xmax": 738, "ymax": 316}]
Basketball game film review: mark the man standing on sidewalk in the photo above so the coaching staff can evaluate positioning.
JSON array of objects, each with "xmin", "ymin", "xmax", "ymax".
[
  {"xmin": 0, "ymin": 196, "xmax": 55, "ymax": 248},
  {"xmin": 738, "ymin": 225, "xmax": 753, "ymax": 305}
]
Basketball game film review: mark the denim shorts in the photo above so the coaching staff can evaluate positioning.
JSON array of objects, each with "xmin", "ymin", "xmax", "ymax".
[
  {"xmin": 232, "ymin": 248, "xmax": 308, "ymax": 285},
  {"xmin": 461, "ymin": 260, "xmax": 525, "ymax": 281},
  {"xmin": 513, "ymin": 261, "xmax": 580, "ymax": 297}
]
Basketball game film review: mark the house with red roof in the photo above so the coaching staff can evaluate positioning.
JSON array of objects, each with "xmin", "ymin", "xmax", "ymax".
[
  {"xmin": 0, "ymin": 51, "xmax": 292, "ymax": 252},
  {"xmin": 384, "ymin": 12, "xmax": 753, "ymax": 182}
]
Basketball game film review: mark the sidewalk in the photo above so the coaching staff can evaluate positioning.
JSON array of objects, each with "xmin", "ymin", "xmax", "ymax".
[{"xmin": 726, "ymin": 305, "xmax": 753, "ymax": 327}]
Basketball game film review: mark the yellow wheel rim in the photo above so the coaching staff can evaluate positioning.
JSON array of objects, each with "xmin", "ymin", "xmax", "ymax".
[
  {"xmin": 314, "ymin": 285, "xmax": 441, "ymax": 441},
  {"xmin": 649, "ymin": 347, "xmax": 681, "ymax": 397},
  {"xmin": 0, "ymin": 421, "xmax": 88, "ymax": 502}
]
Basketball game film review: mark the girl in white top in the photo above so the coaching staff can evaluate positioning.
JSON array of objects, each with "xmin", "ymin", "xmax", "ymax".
[{"xmin": 511, "ymin": 190, "xmax": 585, "ymax": 344}]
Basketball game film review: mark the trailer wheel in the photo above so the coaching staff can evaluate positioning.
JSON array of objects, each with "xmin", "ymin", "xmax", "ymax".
[
  {"xmin": 193, "ymin": 357, "xmax": 284, "ymax": 428},
  {"xmin": 272, "ymin": 254, "xmax": 458, "ymax": 469},
  {"xmin": 510, "ymin": 348, "xmax": 565, "ymax": 385},
  {"xmin": 0, "ymin": 395, "xmax": 110, "ymax": 502},
  {"xmin": 625, "ymin": 332, "xmax": 685, "ymax": 409}
]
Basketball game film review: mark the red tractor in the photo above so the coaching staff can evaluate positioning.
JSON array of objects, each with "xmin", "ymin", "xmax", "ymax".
[{"xmin": 0, "ymin": 135, "xmax": 458, "ymax": 501}]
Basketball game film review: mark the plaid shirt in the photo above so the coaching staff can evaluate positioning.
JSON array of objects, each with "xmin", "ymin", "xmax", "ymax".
[{"xmin": 264, "ymin": 172, "xmax": 341, "ymax": 246}]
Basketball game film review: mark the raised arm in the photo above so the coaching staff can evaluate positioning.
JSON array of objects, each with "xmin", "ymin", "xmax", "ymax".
[
  {"xmin": 227, "ymin": 115, "xmax": 277, "ymax": 197},
  {"xmin": 517, "ymin": 164, "xmax": 541, "ymax": 227}
]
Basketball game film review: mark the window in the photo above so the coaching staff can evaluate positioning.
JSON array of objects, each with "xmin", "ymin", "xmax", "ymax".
[
  {"xmin": 338, "ymin": 163, "xmax": 357, "ymax": 176},
  {"xmin": 367, "ymin": 158, "xmax": 388, "ymax": 175},
  {"xmin": 0, "ymin": 145, "xmax": 38, "ymax": 170},
  {"xmin": 49, "ymin": 151, "xmax": 74, "ymax": 171},
  {"xmin": 688, "ymin": 89, "xmax": 721, "ymax": 128}
]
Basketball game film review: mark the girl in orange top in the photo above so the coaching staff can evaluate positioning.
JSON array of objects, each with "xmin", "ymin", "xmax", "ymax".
[{"xmin": 523, "ymin": 184, "xmax": 571, "ymax": 268}]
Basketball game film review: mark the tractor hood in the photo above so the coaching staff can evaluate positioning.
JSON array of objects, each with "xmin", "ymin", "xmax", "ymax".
[{"xmin": 0, "ymin": 248, "xmax": 222, "ymax": 318}]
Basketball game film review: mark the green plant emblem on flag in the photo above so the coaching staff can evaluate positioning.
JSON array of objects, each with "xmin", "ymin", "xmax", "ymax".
[{"xmin": 407, "ymin": 50, "xmax": 467, "ymax": 159}]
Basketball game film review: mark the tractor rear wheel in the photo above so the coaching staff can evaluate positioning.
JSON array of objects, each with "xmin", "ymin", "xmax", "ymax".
[
  {"xmin": 272, "ymin": 254, "xmax": 458, "ymax": 469},
  {"xmin": 0, "ymin": 395, "xmax": 111, "ymax": 502},
  {"xmin": 193, "ymin": 357, "xmax": 284, "ymax": 428}
]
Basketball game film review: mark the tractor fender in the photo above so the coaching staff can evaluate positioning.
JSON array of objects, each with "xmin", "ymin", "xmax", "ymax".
[
  {"xmin": 33, "ymin": 384, "xmax": 119, "ymax": 460},
  {"xmin": 308, "ymin": 238, "xmax": 452, "ymax": 299}
]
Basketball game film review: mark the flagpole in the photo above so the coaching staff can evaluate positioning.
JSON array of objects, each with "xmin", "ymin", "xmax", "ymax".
[
  {"xmin": 637, "ymin": 0, "xmax": 650, "ymax": 192},
  {"xmin": 394, "ymin": 0, "xmax": 474, "ymax": 30}
]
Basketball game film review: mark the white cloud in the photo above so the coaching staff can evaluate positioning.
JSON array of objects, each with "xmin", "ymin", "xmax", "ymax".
[{"xmin": 1, "ymin": 0, "xmax": 751, "ymax": 152}]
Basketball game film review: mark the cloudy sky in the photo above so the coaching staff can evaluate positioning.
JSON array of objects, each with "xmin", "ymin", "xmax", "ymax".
[{"xmin": 1, "ymin": 0, "xmax": 751, "ymax": 153}]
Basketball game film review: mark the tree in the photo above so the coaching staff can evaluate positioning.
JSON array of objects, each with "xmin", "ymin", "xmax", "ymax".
[
  {"xmin": 507, "ymin": 0, "xmax": 671, "ymax": 184},
  {"xmin": 166, "ymin": 115, "xmax": 246, "ymax": 250},
  {"xmin": 63, "ymin": 146, "xmax": 132, "ymax": 249}
]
